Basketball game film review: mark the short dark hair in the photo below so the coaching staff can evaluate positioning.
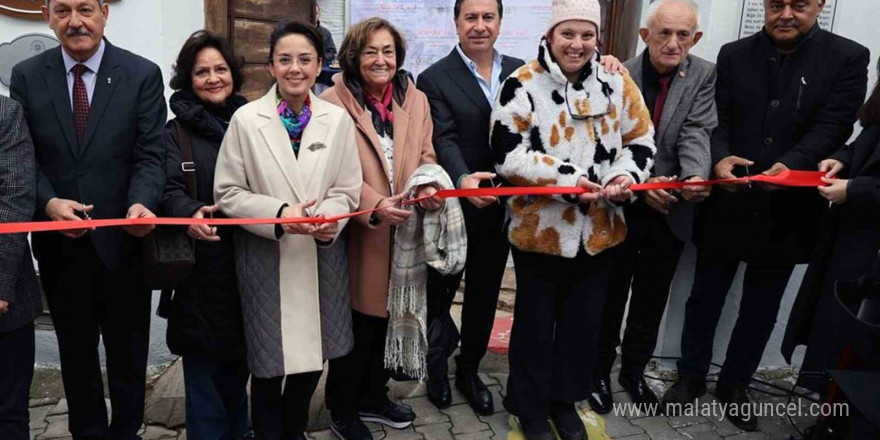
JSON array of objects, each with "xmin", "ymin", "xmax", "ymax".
[
  {"xmin": 859, "ymin": 60, "xmax": 880, "ymax": 127},
  {"xmin": 338, "ymin": 18, "xmax": 406, "ymax": 83},
  {"xmin": 269, "ymin": 20, "xmax": 325, "ymax": 63},
  {"xmin": 170, "ymin": 30, "xmax": 244, "ymax": 94},
  {"xmin": 453, "ymin": 0, "xmax": 504, "ymax": 21}
]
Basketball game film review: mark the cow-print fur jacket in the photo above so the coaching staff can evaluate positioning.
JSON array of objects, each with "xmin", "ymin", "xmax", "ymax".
[{"xmin": 490, "ymin": 38, "xmax": 656, "ymax": 258}]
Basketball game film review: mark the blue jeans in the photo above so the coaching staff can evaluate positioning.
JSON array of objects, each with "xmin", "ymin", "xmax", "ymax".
[{"xmin": 182, "ymin": 356, "xmax": 250, "ymax": 440}]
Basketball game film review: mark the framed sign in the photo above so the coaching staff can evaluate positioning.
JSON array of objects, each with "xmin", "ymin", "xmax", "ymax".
[{"xmin": 0, "ymin": 0, "xmax": 120, "ymax": 20}]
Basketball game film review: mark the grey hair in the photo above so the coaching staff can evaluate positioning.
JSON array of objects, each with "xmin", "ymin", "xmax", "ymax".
[
  {"xmin": 644, "ymin": 0, "xmax": 701, "ymax": 31},
  {"xmin": 45, "ymin": 0, "xmax": 105, "ymax": 6}
]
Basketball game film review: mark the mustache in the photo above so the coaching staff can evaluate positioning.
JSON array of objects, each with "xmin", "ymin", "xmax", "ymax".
[
  {"xmin": 774, "ymin": 20, "xmax": 798, "ymax": 28},
  {"xmin": 66, "ymin": 28, "xmax": 90, "ymax": 37}
]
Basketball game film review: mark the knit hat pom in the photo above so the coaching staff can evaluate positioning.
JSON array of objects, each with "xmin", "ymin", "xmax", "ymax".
[{"xmin": 547, "ymin": 0, "xmax": 602, "ymax": 37}]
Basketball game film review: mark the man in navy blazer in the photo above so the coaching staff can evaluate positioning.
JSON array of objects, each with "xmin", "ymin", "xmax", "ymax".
[{"xmin": 10, "ymin": 1, "xmax": 165, "ymax": 438}]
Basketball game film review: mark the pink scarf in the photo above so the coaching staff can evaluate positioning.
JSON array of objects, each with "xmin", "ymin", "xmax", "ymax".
[{"xmin": 365, "ymin": 82, "xmax": 394, "ymax": 124}]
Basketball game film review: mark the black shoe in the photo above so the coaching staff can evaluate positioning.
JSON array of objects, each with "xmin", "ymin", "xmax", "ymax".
[
  {"xmin": 455, "ymin": 370, "xmax": 494, "ymax": 416},
  {"xmin": 549, "ymin": 402, "xmax": 586, "ymax": 440},
  {"xmin": 331, "ymin": 416, "xmax": 373, "ymax": 440},
  {"xmin": 618, "ymin": 369, "xmax": 659, "ymax": 406},
  {"xmin": 427, "ymin": 374, "xmax": 452, "ymax": 409},
  {"xmin": 520, "ymin": 418, "xmax": 554, "ymax": 440},
  {"xmin": 714, "ymin": 383, "xmax": 758, "ymax": 432},
  {"xmin": 359, "ymin": 398, "xmax": 415, "ymax": 429},
  {"xmin": 586, "ymin": 373, "xmax": 613, "ymax": 415},
  {"xmin": 661, "ymin": 376, "xmax": 706, "ymax": 415}
]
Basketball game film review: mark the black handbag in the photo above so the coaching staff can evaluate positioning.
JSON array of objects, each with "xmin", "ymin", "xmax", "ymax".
[{"xmin": 145, "ymin": 120, "xmax": 198, "ymax": 293}]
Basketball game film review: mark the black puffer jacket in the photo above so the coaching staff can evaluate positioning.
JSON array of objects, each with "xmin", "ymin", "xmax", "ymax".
[{"xmin": 161, "ymin": 90, "xmax": 249, "ymax": 360}]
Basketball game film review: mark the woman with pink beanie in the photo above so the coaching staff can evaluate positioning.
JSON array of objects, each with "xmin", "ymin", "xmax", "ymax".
[{"xmin": 489, "ymin": 0, "xmax": 656, "ymax": 438}]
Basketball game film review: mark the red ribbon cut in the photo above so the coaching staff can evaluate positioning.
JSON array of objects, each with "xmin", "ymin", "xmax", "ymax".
[{"xmin": 0, "ymin": 170, "xmax": 827, "ymax": 235}]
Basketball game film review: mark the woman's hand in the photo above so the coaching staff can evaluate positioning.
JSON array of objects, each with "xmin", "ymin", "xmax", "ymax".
[
  {"xmin": 310, "ymin": 217, "xmax": 339, "ymax": 242},
  {"xmin": 605, "ymin": 175, "xmax": 634, "ymax": 202},
  {"xmin": 819, "ymin": 159, "xmax": 845, "ymax": 178},
  {"xmin": 188, "ymin": 205, "xmax": 221, "ymax": 242},
  {"xmin": 281, "ymin": 199, "xmax": 317, "ymax": 235},
  {"xmin": 416, "ymin": 185, "xmax": 444, "ymax": 211},
  {"xmin": 577, "ymin": 176, "xmax": 604, "ymax": 203},
  {"xmin": 374, "ymin": 194, "xmax": 413, "ymax": 226},
  {"xmin": 818, "ymin": 177, "xmax": 848, "ymax": 204}
]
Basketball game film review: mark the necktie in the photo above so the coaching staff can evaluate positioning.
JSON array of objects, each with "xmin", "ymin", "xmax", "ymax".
[
  {"xmin": 72, "ymin": 64, "xmax": 90, "ymax": 147},
  {"xmin": 652, "ymin": 75, "xmax": 671, "ymax": 132}
]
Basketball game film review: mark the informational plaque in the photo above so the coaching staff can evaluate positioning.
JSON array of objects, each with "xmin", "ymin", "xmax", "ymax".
[
  {"xmin": 0, "ymin": 33, "xmax": 59, "ymax": 87},
  {"xmin": 739, "ymin": 0, "xmax": 839, "ymax": 38}
]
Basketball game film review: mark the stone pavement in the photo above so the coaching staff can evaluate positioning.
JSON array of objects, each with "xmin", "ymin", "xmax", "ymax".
[{"xmin": 28, "ymin": 359, "xmax": 815, "ymax": 440}]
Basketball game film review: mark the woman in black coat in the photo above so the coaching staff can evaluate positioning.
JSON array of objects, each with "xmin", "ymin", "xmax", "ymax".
[
  {"xmin": 161, "ymin": 30, "xmax": 251, "ymax": 440},
  {"xmin": 783, "ymin": 62, "xmax": 880, "ymax": 394}
]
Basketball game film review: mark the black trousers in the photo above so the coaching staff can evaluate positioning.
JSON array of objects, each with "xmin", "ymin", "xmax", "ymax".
[
  {"xmin": 504, "ymin": 247, "xmax": 613, "ymax": 420},
  {"xmin": 427, "ymin": 202, "xmax": 509, "ymax": 375},
  {"xmin": 38, "ymin": 238, "xmax": 151, "ymax": 440},
  {"xmin": 677, "ymin": 247, "xmax": 795, "ymax": 389},
  {"xmin": 325, "ymin": 310, "xmax": 390, "ymax": 419},
  {"xmin": 0, "ymin": 323, "xmax": 35, "ymax": 440},
  {"xmin": 597, "ymin": 202, "xmax": 684, "ymax": 376},
  {"xmin": 251, "ymin": 370, "xmax": 322, "ymax": 440}
]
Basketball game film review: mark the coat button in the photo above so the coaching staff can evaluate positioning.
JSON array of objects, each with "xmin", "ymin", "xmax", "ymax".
[
  {"xmin": 764, "ymin": 137, "xmax": 774, "ymax": 146},
  {"xmin": 771, "ymin": 100, "xmax": 780, "ymax": 108}
]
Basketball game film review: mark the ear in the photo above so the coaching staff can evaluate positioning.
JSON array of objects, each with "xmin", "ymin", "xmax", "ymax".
[
  {"xmin": 101, "ymin": 2, "xmax": 109, "ymax": 20},
  {"xmin": 41, "ymin": 5, "xmax": 51, "ymax": 25},
  {"xmin": 638, "ymin": 28, "xmax": 650, "ymax": 43},
  {"xmin": 692, "ymin": 30, "xmax": 704, "ymax": 46}
]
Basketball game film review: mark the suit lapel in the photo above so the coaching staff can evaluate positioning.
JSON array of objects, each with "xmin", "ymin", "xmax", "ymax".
[
  {"xmin": 445, "ymin": 49, "xmax": 492, "ymax": 118},
  {"xmin": 659, "ymin": 57, "xmax": 690, "ymax": 143},
  {"xmin": 81, "ymin": 43, "xmax": 121, "ymax": 157},
  {"xmin": 257, "ymin": 86, "xmax": 307, "ymax": 202},
  {"xmin": 500, "ymin": 56, "xmax": 521, "ymax": 81},
  {"xmin": 391, "ymin": 99, "xmax": 411, "ymax": 193},
  {"xmin": 43, "ymin": 48, "xmax": 78, "ymax": 158},
  {"xmin": 298, "ymin": 93, "xmax": 332, "ymax": 197}
]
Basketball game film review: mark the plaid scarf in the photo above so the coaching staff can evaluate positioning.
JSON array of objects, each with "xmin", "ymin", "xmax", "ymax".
[{"xmin": 385, "ymin": 164, "xmax": 467, "ymax": 379}]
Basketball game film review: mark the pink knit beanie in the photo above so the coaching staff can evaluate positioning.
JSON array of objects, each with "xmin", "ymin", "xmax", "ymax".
[{"xmin": 547, "ymin": 0, "xmax": 602, "ymax": 36}]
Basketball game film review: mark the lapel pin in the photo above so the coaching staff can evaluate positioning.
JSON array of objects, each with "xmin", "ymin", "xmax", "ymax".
[
  {"xmin": 679, "ymin": 71, "xmax": 686, "ymax": 79},
  {"xmin": 307, "ymin": 142, "xmax": 326, "ymax": 152},
  {"xmin": 107, "ymin": 77, "xmax": 112, "ymax": 84}
]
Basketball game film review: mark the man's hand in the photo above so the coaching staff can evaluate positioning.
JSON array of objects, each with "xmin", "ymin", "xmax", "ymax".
[
  {"xmin": 577, "ymin": 176, "xmax": 604, "ymax": 203},
  {"xmin": 680, "ymin": 176, "xmax": 711, "ymax": 202},
  {"xmin": 0, "ymin": 299, "xmax": 8, "ymax": 315},
  {"xmin": 123, "ymin": 204, "xmax": 157, "ymax": 237},
  {"xmin": 644, "ymin": 176, "xmax": 678, "ymax": 214},
  {"xmin": 45, "ymin": 198, "xmax": 94, "ymax": 238},
  {"xmin": 759, "ymin": 162, "xmax": 790, "ymax": 191},
  {"xmin": 819, "ymin": 159, "xmax": 845, "ymax": 178},
  {"xmin": 818, "ymin": 177, "xmax": 848, "ymax": 205},
  {"xmin": 187, "ymin": 205, "xmax": 220, "ymax": 242},
  {"xmin": 374, "ymin": 194, "xmax": 413, "ymax": 226},
  {"xmin": 713, "ymin": 155, "xmax": 754, "ymax": 192},
  {"xmin": 281, "ymin": 199, "xmax": 317, "ymax": 235},
  {"xmin": 599, "ymin": 55, "xmax": 629, "ymax": 75},
  {"xmin": 416, "ymin": 185, "xmax": 444, "ymax": 211},
  {"xmin": 460, "ymin": 172, "xmax": 498, "ymax": 208},
  {"xmin": 605, "ymin": 175, "xmax": 634, "ymax": 202}
]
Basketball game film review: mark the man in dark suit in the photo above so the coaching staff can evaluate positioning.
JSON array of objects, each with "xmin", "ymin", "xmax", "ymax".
[
  {"xmin": 589, "ymin": 0, "xmax": 716, "ymax": 414},
  {"xmin": 0, "ymin": 95, "xmax": 43, "ymax": 440},
  {"xmin": 10, "ymin": 0, "xmax": 166, "ymax": 438},
  {"xmin": 661, "ymin": 0, "xmax": 869, "ymax": 431},
  {"xmin": 416, "ymin": 0, "xmax": 523, "ymax": 415}
]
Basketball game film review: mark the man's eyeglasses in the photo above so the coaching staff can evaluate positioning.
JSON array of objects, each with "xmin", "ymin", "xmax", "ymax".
[{"xmin": 564, "ymin": 81, "xmax": 612, "ymax": 120}]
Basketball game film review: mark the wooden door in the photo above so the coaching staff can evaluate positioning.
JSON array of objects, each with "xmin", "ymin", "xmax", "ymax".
[{"xmin": 205, "ymin": 0, "xmax": 315, "ymax": 101}]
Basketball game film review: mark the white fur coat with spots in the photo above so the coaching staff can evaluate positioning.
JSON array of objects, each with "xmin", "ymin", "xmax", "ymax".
[{"xmin": 490, "ymin": 38, "xmax": 656, "ymax": 258}]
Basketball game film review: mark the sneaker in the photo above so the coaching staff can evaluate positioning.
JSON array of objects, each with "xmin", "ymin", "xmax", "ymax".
[
  {"xmin": 359, "ymin": 399, "xmax": 415, "ymax": 429},
  {"xmin": 330, "ymin": 416, "xmax": 373, "ymax": 440},
  {"xmin": 549, "ymin": 402, "xmax": 586, "ymax": 440},
  {"xmin": 714, "ymin": 383, "xmax": 758, "ymax": 431}
]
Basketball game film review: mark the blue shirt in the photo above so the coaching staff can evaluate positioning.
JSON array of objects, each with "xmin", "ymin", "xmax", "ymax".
[
  {"xmin": 61, "ymin": 39, "xmax": 106, "ymax": 109},
  {"xmin": 455, "ymin": 44, "xmax": 503, "ymax": 105}
]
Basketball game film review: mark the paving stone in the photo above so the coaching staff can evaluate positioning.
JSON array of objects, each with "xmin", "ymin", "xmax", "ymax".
[
  {"xmin": 177, "ymin": 430, "xmax": 186, "ymax": 440},
  {"xmin": 405, "ymin": 396, "xmax": 451, "ymax": 427},
  {"xmin": 486, "ymin": 386, "xmax": 504, "ymax": 414},
  {"xmin": 366, "ymin": 422, "xmax": 385, "ymax": 433},
  {"xmin": 704, "ymin": 412, "xmax": 745, "ymax": 437},
  {"xmin": 414, "ymin": 422, "xmax": 454, "ymax": 440},
  {"xmin": 724, "ymin": 433, "xmax": 767, "ymax": 440},
  {"xmin": 391, "ymin": 380, "xmax": 429, "ymax": 400},
  {"xmin": 631, "ymin": 417, "xmax": 686, "ymax": 440},
  {"xmin": 308, "ymin": 429, "xmax": 335, "ymax": 440},
  {"xmin": 37, "ymin": 414, "xmax": 71, "ymax": 439},
  {"xmin": 452, "ymin": 431, "xmax": 493, "ymax": 440},
  {"xmin": 478, "ymin": 412, "xmax": 510, "ymax": 439},
  {"xmin": 30, "ymin": 429, "xmax": 45, "ymax": 440},
  {"xmin": 449, "ymin": 385, "xmax": 467, "ymax": 406},
  {"xmin": 441, "ymin": 404, "xmax": 489, "ymax": 435},
  {"xmin": 30, "ymin": 405, "xmax": 52, "ymax": 430},
  {"xmin": 614, "ymin": 435, "xmax": 650, "ymax": 440},
  {"xmin": 487, "ymin": 374, "xmax": 508, "ymax": 397},
  {"xmin": 142, "ymin": 425, "xmax": 179, "ymax": 439},
  {"xmin": 30, "ymin": 398, "xmax": 59, "ymax": 408},
  {"xmin": 478, "ymin": 374, "xmax": 498, "ymax": 386},
  {"xmin": 383, "ymin": 427, "xmax": 423, "ymax": 440},
  {"xmin": 668, "ymin": 415, "xmax": 708, "ymax": 428},
  {"xmin": 48, "ymin": 399, "xmax": 68, "ymax": 416},
  {"xmin": 675, "ymin": 422, "xmax": 722, "ymax": 440},
  {"xmin": 756, "ymin": 416, "xmax": 799, "ymax": 440},
  {"xmin": 602, "ymin": 414, "xmax": 644, "ymax": 438}
]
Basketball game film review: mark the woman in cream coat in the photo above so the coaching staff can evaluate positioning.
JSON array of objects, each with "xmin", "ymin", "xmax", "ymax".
[{"xmin": 213, "ymin": 21, "xmax": 362, "ymax": 440}]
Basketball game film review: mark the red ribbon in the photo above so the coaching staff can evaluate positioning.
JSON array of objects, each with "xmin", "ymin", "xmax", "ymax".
[{"xmin": 0, "ymin": 170, "xmax": 827, "ymax": 235}]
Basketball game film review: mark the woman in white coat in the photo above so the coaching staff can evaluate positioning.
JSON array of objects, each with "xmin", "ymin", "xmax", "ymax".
[{"xmin": 213, "ymin": 21, "xmax": 362, "ymax": 440}]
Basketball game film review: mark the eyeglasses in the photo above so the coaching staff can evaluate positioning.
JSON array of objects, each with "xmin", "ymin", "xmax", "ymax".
[{"xmin": 564, "ymin": 81, "xmax": 612, "ymax": 120}]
